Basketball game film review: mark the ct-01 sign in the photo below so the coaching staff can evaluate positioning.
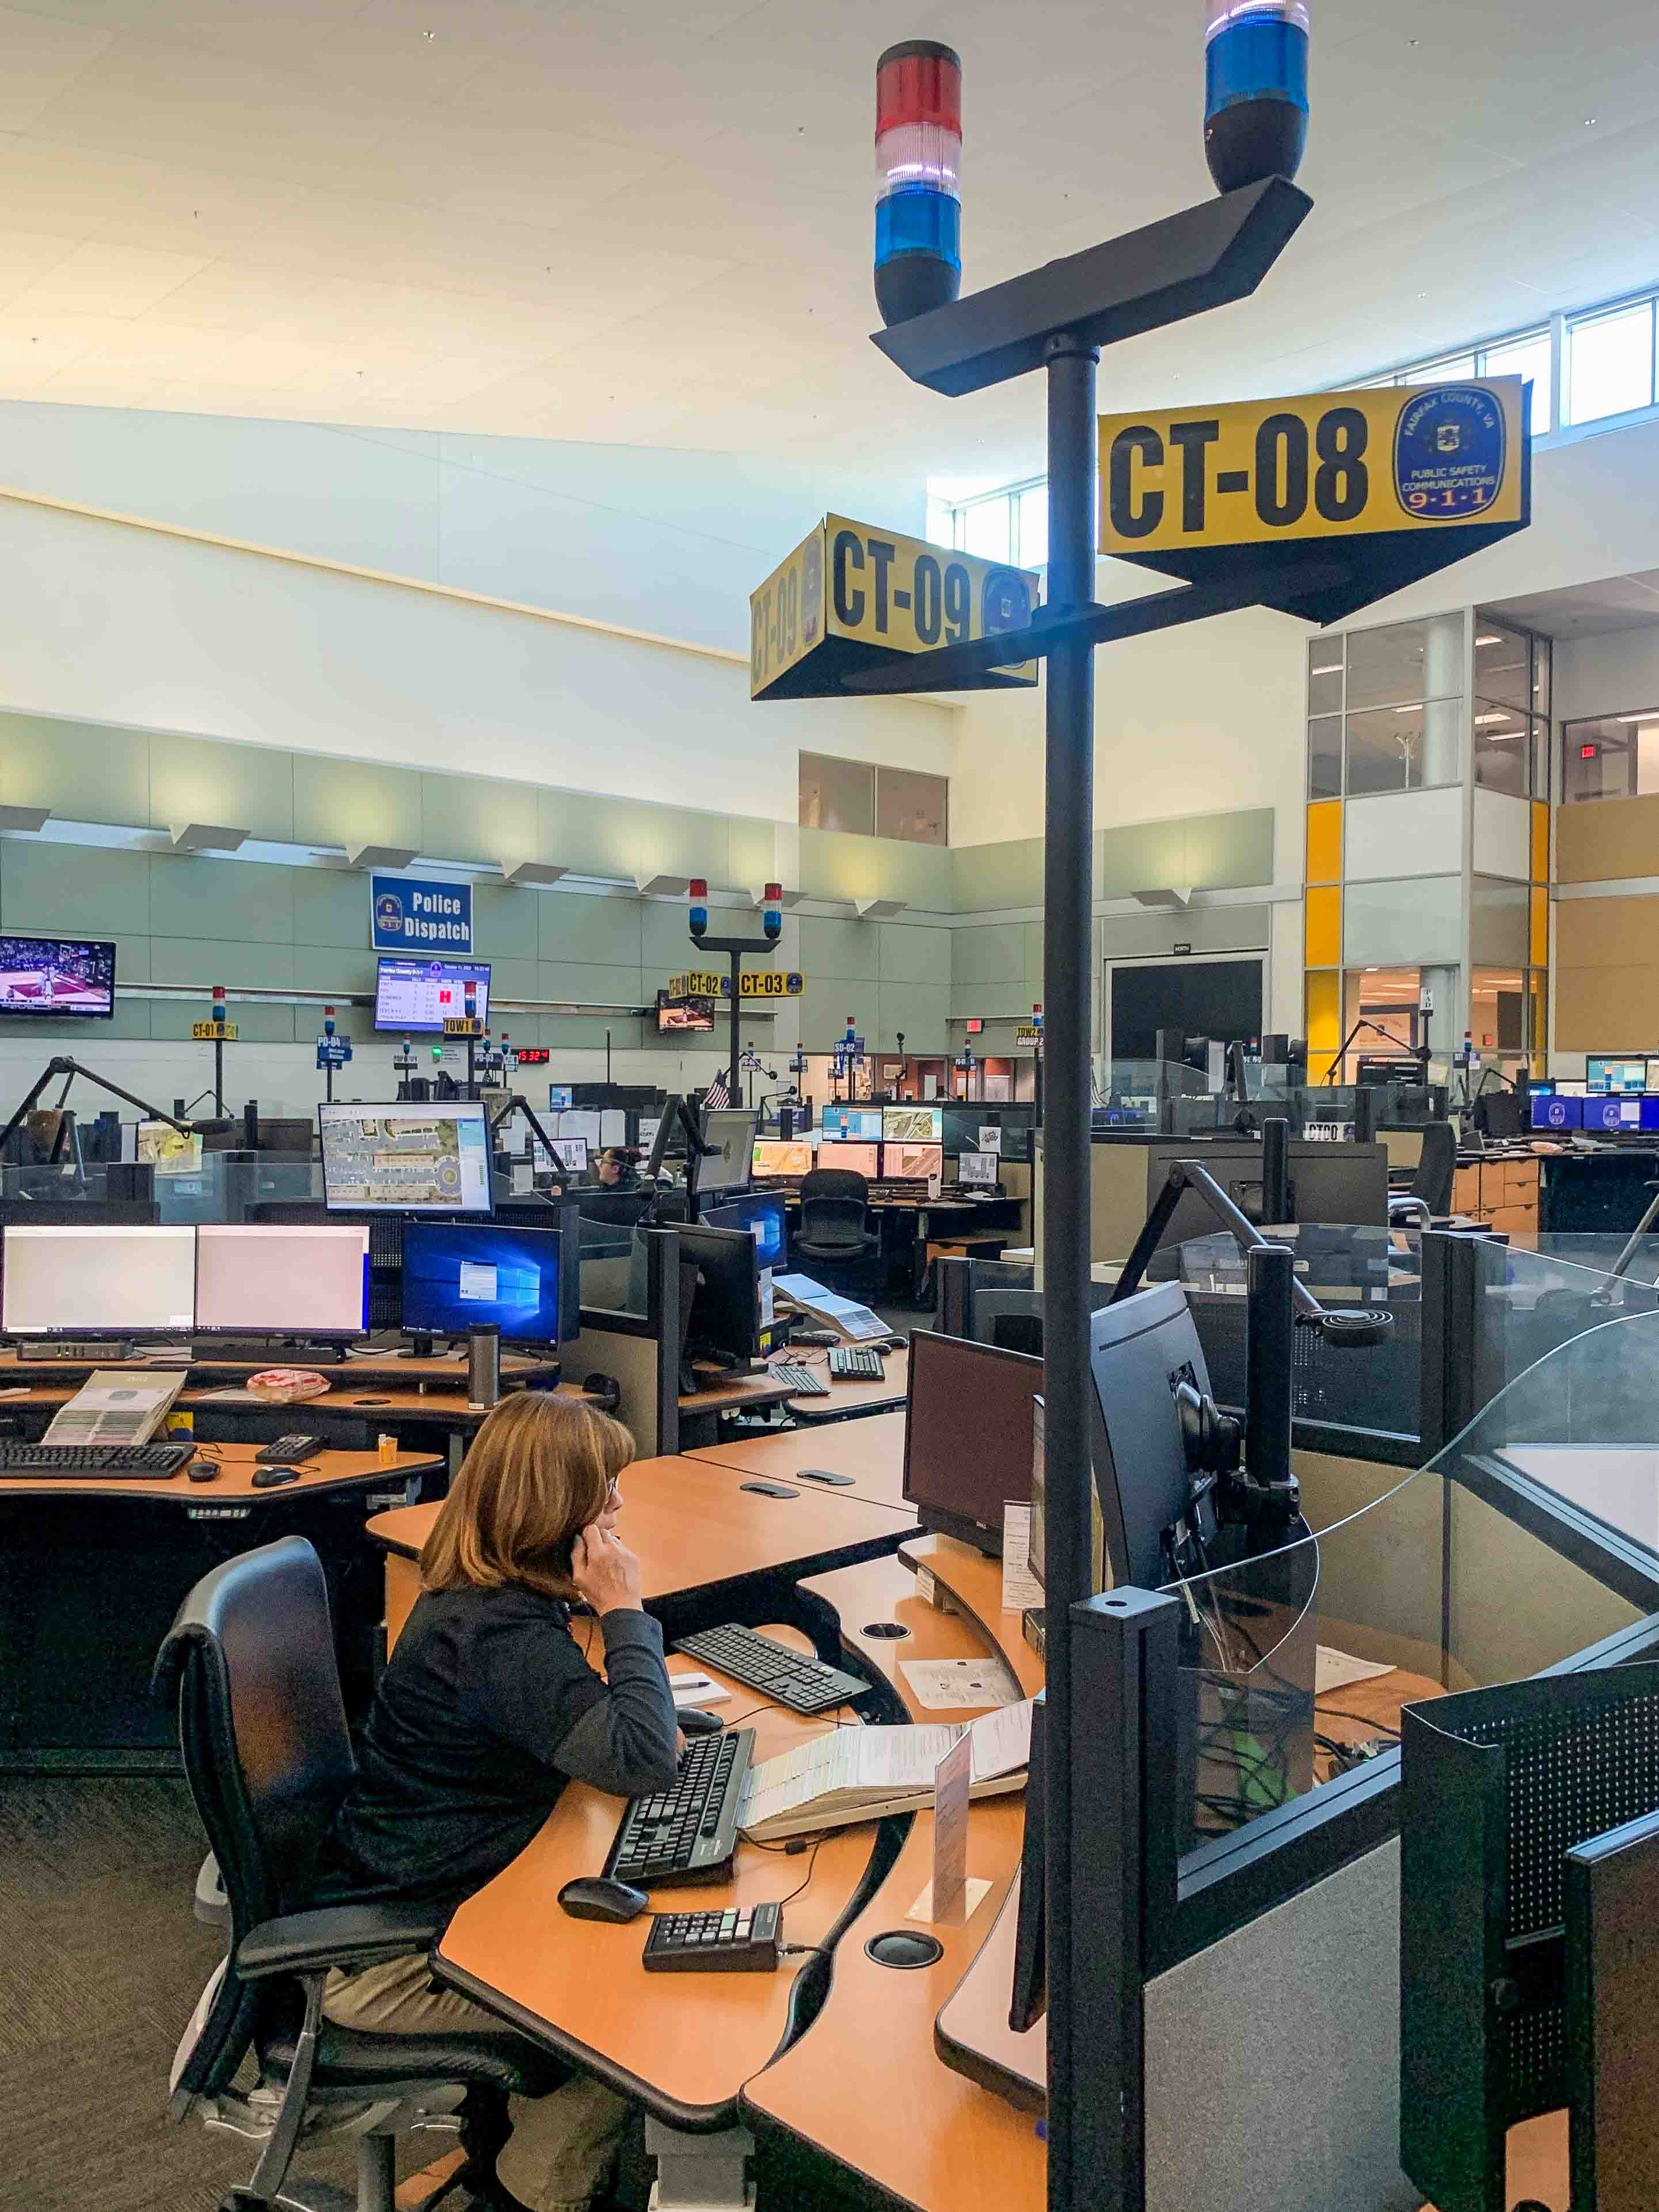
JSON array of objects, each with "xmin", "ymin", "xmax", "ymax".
[
  {"xmin": 667, "ymin": 969, "xmax": 805, "ymax": 999},
  {"xmin": 192, "ymin": 1020, "xmax": 238, "ymax": 1041},
  {"xmin": 1097, "ymin": 379, "xmax": 1526, "ymax": 558},
  {"xmin": 751, "ymin": 515, "xmax": 1040, "ymax": 700}
]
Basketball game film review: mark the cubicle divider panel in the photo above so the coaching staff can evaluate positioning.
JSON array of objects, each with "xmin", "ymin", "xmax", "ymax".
[{"xmin": 574, "ymin": 1225, "xmax": 681, "ymax": 1458}]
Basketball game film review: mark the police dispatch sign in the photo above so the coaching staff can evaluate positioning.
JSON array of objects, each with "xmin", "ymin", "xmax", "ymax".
[{"xmin": 370, "ymin": 874, "xmax": 473, "ymax": 954}]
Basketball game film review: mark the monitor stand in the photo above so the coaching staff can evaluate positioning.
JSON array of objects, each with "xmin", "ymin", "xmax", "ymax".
[
  {"xmin": 398, "ymin": 1334, "xmax": 437, "ymax": 1359},
  {"xmin": 191, "ymin": 1337, "xmax": 349, "ymax": 1365},
  {"xmin": 34, "ymin": 1338, "xmax": 136, "ymax": 1362}
]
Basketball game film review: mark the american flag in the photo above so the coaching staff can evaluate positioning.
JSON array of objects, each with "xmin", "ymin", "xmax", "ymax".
[{"xmin": 703, "ymin": 1074, "xmax": 732, "ymax": 1109}]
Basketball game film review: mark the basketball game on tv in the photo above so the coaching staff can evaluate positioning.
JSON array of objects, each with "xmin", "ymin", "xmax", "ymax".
[{"xmin": 0, "ymin": 936, "xmax": 117, "ymax": 1018}]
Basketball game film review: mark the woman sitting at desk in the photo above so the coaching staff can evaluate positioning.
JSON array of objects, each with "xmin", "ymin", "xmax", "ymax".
[{"xmin": 311, "ymin": 1394, "xmax": 680, "ymax": 2212}]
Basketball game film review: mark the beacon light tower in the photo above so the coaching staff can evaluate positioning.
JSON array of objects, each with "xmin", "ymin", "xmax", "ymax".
[{"xmin": 869, "ymin": 23, "xmax": 1314, "ymax": 2212}]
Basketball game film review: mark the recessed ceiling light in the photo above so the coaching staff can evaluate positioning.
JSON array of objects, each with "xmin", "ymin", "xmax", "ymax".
[{"xmin": 1476, "ymin": 633, "xmax": 1502, "ymax": 645}]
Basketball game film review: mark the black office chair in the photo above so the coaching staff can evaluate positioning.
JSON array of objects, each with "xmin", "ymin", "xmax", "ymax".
[
  {"xmin": 153, "ymin": 1536, "xmax": 562, "ymax": 2212},
  {"xmin": 1388, "ymin": 1119, "xmax": 1457, "ymax": 1228},
  {"xmin": 970, "ymin": 1287, "xmax": 1044, "ymax": 1359},
  {"xmin": 795, "ymin": 1167, "xmax": 880, "ymax": 1291}
]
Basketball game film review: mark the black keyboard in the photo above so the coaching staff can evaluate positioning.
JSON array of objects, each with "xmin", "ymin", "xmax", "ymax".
[
  {"xmin": 770, "ymin": 1360, "xmax": 829, "ymax": 1396},
  {"xmin": 674, "ymin": 1624, "xmax": 867, "ymax": 1716},
  {"xmin": 828, "ymin": 1345, "xmax": 884, "ymax": 1381},
  {"xmin": 0, "ymin": 1441, "xmax": 195, "ymax": 1478},
  {"xmin": 604, "ymin": 1727, "xmax": 754, "ymax": 1887}
]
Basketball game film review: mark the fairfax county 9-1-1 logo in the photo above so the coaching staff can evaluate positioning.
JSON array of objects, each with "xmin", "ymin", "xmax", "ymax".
[
  {"xmin": 1394, "ymin": 386, "xmax": 1506, "ymax": 519},
  {"xmin": 375, "ymin": 890, "xmax": 405, "ymax": 937}
]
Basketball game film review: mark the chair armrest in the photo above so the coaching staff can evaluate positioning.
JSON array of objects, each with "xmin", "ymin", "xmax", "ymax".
[{"xmin": 235, "ymin": 1903, "xmax": 444, "ymax": 1982}]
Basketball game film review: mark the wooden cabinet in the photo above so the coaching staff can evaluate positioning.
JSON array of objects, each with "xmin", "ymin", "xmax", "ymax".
[{"xmin": 1452, "ymin": 1155, "xmax": 1540, "ymax": 1235}]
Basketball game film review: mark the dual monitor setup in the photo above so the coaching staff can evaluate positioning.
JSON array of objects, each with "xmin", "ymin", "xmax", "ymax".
[
  {"xmin": 752, "ymin": 1103, "xmax": 1003, "ymax": 1190},
  {"xmin": 1529, "ymin": 1057, "xmax": 1659, "ymax": 1132}
]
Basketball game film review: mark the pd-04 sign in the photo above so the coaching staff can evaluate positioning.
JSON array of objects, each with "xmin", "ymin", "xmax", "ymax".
[
  {"xmin": 751, "ymin": 515, "xmax": 1041, "ymax": 700},
  {"xmin": 1096, "ymin": 379, "xmax": 1525, "ymax": 557},
  {"xmin": 371, "ymin": 873, "xmax": 472, "ymax": 954}
]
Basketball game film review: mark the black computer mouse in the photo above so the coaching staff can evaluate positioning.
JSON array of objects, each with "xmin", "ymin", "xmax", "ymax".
[
  {"xmin": 557, "ymin": 1876, "xmax": 649, "ymax": 1924},
  {"xmin": 187, "ymin": 1459, "xmax": 219, "ymax": 1483},
  {"xmin": 676, "ymin": 1707, "xmax": 723, "ymax": 1736},
  {"xmin": 251, "ymin": 1465, "xmax": 300, "ymax": 1490}
]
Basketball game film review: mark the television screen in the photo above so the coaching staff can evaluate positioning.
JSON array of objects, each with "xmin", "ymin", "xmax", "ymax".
[
  {"xmin": 657, "ymin": 995, "xmax": 714, "ymax": 1033},
  {"xmin": 0, "ymin": 935, "xmax": 116, "ymax": 1018},
  {"xmin": 374, "ymin": 957, "xmax": 490, "ymax": 1035},
  {"xmin": 318, "ymin": 1102, "xmax": 494, "ymax": 1213}
]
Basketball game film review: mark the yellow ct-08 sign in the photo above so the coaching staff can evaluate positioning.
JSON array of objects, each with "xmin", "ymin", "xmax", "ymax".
[
  {"xmin": 751, "ymin": 515, "xmax": 1041, "ymax": 700},
  {"xmin": 1096, "ymin": 379, "xmax": 1527, "ymax": 559}
]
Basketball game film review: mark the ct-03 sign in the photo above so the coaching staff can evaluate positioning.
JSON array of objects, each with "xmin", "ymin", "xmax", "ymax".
[
  {"xmin": 1096, "ymin": 379, "xmax": 1526, "ymax": 558},
  {"xmin": 667, "ymin": 970, "xmax": 805, "ymax": 999},
  {"xmin": 751, "ymin": 515, "xmax": 1040, "ymax": 700}
]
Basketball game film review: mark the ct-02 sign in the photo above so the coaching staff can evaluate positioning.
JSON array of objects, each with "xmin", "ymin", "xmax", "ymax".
[
  {"xmin": 667, "ymin": 970, "xmax": 805, "ymax": 999},
  {"xmin": 751, "ymin": 515, "xmax": 1040, "ymax": 700},
  {"xmin": 1097, "ymin": 379, "xmax": 1526, "ymax": 558}
]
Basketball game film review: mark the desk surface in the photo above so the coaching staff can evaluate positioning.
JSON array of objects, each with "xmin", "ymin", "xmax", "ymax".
[
  {"xmin": 778, "ymin": 1342, "xmax": 908, "ymax": 1419},
  {"xmin": 368, "ymin": 1451, "xmax": 914, "ymax": 1592},
  {"xmin": 677, "ymin": 1369, "xmax": 794, "ymax": 1417},
  {"xmin": 741, "ymin": 1537, "xmax": 1047, "ymax": 2212},
  {"xmin": 0, "ymin": 1440, "xmax": 442, "ymax": 1505},
  {"xmin": 686, "ymin": 1410, "xmax": 910, "ymax": 1512},
  {"xmin": 0, "ymin": 1346, "xmax": 557, "ymax": 1385}
]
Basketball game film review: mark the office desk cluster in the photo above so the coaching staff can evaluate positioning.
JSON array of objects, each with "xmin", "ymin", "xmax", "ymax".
[{"xmin": 367, "ymin": 1418, "xmax": 1046, "ymax": 2212}]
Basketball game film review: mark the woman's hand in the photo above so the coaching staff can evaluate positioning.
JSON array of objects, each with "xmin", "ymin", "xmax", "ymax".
[{"xmin": 572, "ymin": 1522, "xmax": 644, "ymax": 1615}]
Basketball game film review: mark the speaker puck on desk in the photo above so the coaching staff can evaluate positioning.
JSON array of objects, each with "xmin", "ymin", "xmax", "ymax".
[
  {"xmin": 861, "ymin": 1620, "xmax": 910, "ymax": 1640},
  {"xmin": 865, "ymin": 1930, "xmax": 943, "ymax": 1970}
]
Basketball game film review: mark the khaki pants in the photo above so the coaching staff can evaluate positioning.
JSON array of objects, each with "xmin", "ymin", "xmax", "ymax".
[{"xmin": 324, "ymin": 1954, "xmax": 632, "ymax": 2212}]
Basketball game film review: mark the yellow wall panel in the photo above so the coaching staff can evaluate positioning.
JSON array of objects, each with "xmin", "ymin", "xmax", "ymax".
[
  {"xmin": 1529, "ymin": 887, "xmax": 1548, "ymax": 969},
  {"xmin": 1555, "ymin": 964, "xmax": 1659, "ymax": 1051},
  {"xmin": 1555, "ymin": 896, "xmax": 1659, "ymax": 970},
  {"xmin": 1555, "ymin": 793, "xmax": 1659, "ymax": 884},
  {"xmin": 1305, "ymin": 799, "xmax": 1342, "ymax": 886},
  {"xmin": 1530, "ymin": 800, "xmax": 1549, "ymax": 884},
  {"xmin": 1304, "ymin": 884, "xmax": 1342, "ymax": 968}
]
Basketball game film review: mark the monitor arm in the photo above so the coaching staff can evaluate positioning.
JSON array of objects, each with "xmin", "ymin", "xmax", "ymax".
[
  {"xmin": 0, "ymin": 1054, "xmax": 192, "ymax": 1163},
  {"xmin": 640, "ymin": 1094, "xmax": 718, "ymax": 1225},
  {"xmin": 487, "ymin": 1092, "xmax": 561, "ymax": 1166}
]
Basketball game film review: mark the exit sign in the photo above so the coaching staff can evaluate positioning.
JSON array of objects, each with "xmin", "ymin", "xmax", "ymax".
[{"xmin": 965, "ymin": 1018, "xmax": 983, "ymax": 1034}]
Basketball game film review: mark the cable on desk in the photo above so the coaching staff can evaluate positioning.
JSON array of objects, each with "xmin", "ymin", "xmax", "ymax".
[{"xmin": 1316, "ymin": 1708, "xmax": 1401, "ymax": 1739}]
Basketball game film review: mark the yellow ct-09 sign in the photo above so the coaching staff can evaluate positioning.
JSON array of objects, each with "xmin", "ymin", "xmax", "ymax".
[
  {"xmin": 1096, "ymin": 379, "xmax": 1527, "ymax": 559},
  {"xmin": 751, "ymin": 515, "xmax": 1041, "ymax": 700}
]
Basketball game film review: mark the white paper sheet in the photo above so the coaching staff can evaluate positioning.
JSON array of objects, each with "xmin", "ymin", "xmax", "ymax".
[
  {"xmin": 1315, "ymin": 1645, "xmax": 1397, "ymax": 1696},
  {"xmin": 1000, "ymin": 1503, "xmax": 1043, "ymax": 1613},
  {"xmin": 900, "ymin": 1658, "xmax": 1022, "ymax": 1712}
]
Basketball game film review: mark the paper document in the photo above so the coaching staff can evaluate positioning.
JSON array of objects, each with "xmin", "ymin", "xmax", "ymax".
[
  {"xmin": 771, "ymin": 1275, "xmax": 887, "ymax": 1341},
  {"xmin": 900, "ymin": 1658, "xmax": 1022, "ymax": 1712},
  {"xmin": 931, "ymin": 1730, "xmax": 973, "ymax": 1925},
  {"xmin": 1315, "ymin": 1646, "xmax": 1397, "ymax": 1696},
  {"xmin": 1001, "ymin": 1504, "xmax": 1043, "ymax": 1613},
  {"xmin": 740, "ymin": 1705, "xmax": 1034, "ymax": 1840},
  {"xmin": 44, "ymin": 1369, "xmax": 186, "ymax": 1447},
  {"xmin": 969, "ymin": 1699, "xmax": 1035, "ymax": 1784}
]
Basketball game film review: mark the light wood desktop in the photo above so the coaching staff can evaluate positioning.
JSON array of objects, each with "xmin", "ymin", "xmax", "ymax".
[
  {"xmin": 0, "ymin": 1440, "xmax": 443, "ymax": 1506},
  {"xmin": 778, "ymin": 1342, "xmax": 909, "ymax": 1421},
  {"xmin": 1422, "ymin": 2110, "xmax": 1567, "ymax": 2211},
  {"xmin": 0, "ymin": 1346, "xmax": 557, "ymax": 1387},
  {"xmin": 686, "ymin": 1408, "xmax": 910, "ymax": 1512},
  {"xmin": 368, "ymin": 1451, "xmax": 916, "ymax": 1654}
]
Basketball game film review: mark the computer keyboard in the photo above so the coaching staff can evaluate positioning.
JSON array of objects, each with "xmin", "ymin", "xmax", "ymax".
[
  {"xmin": 770, "ymin": 1360, "xmax": 830, "ymax": 1397},
  {"xmin": 643, "ymin": 1902, "xmax": 782, "ymax": 1973},
  {"xmin": 828, "ymin": 1345, "xmax": 884, "ymax": 1381},
  {"xmin": 604, "ymin": 1727, "xmax": 755, "ymax": 1887},
  {"xmin": 0, "ymin": 1441, "xmax": 195, "ymax": 1478},
  {"xmin": 673, "ymin": 1624, "xmax": 868, "ymax": 1716}
]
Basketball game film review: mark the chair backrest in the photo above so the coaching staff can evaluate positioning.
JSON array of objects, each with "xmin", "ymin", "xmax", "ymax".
[
  {"xmin": 1412, "ymin": 1120, "xmax": 1458, "ymax": 1214},
  {"xmin": 153, "ymin": 1537, "xmax": 356, "ymax": 2100},
  {"xmin": 971, "ymin": 1286, "xmax": 1044, "ymax": 1358},
  {"xmin": 799, "ymin": 1167, "xmax": 870, "ymax": 1250}
]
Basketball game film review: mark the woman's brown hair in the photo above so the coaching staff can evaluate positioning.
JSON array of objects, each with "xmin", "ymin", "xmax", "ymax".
[{"xmin": 420, "ymin": 1394, "xmax": 636, "ymax": 1602}]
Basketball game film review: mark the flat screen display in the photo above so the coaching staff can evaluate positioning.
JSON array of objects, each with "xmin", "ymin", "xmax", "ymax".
[
  {"xmin": 903, "ymin": 1327, "xmax": 1041, "ymax": 1552},
  {"xmin": 1640, "ymin": 1098, "xmax": 1659, "ymax": 1133},
  {"xmin": 1531, "ymin": 1095, "xmax": 1584, "ymax": 1132},
  {"xmin": 318, "ymin": 1102, "xmax": 494, "ymax": 1213},
  {"xmin": 752, "ymin": 1139, "xmax": 812, "ymax": 1179},
  {"xmin": 2, "ymin": 1224, "xmax": 197, "ymax": 1334},
  {"xmin": 0, "ymin": 935, "xmax": 116, "ymax": 1018},
  {"xmin": 1585, "ymin": 1096, "xmax": 1634, "ymax": 1133},
  {"xmin": 816, "ymin": 1141, "xmax": 880, "ymax": 1177},
  {"xmin": 657, "ymin": 996, "xmax": 713, "ymax": 1033},
  {"xmin": 958, "ymin": 1151, "xmax": 999, "ymax": 1187},
  {"xmin": 703, "ymin": 1193, "xmax": 787, "ymax": 1272},
  {"xmin": 701, "ymin": 1109, "xmax": 758, "ymax": 1195},
  {"xmin": 547, "ymin": 1137, "xmax": 589, "ymax": 1175},
  {"xmin": 401, "ymin": 1220, "xmax": 567, "ymax": 1343},
  {"xmin": 196, "ymin": 1224, "xmax": 368, "ymax": 1336},
  {"xmin": 1587, "ymin": 1057, "xmax": 1649, "ymax": 1095},
  {"xmin": 882, "ymin": 1141, "xmax": 943, "ymax": 1183},
  {"xmin": 883, "ymin": 1104, "xmax": 944, "ymax": 1143},
  {"xmin": 823, "ymin": 1107, "xmax": 884, "ymax": 1142},
  {"xmin": 549, "ymin": 1085, "xmax": 574, "ymax": 1109},
  {"xmin": 374, "ymin": 957, "xmax": 491, "ymax": 1035}
]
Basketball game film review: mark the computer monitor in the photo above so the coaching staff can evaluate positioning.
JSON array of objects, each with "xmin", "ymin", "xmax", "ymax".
[
  {"xmin": 823, "ymin": 1106, "xmax": 884, "ymax": 1143},
  {"xmin": 699, "ymin": 1107, "xmax": 758, "ymax": 1197},
  {"xmin": 882, "ymin": 1141, "xmax": 943, "ymax": 1184},
  {"xmin": 195, "ymin": 1224, "xmax": 368, "ymax": 1338},
  {"xmin": 1472, "ymin": 1090, "xmax": 1526, "ymax": 1141},
  {"xmin": 2, "ymin": 1223, "xmax": 197, "ymax": 1336},
  {"xmin": 1553, "ymin": 1079, "xmax": 1589, "ymax": 1098},
  {"xmin": 702, "ymin": 1192, "xmax": 788, "ymax": 1273},
  {"xmin": 0, "ymin": 935, "xmax": 116, "ymax": 1018},
  {"xmin": 547, "ymin": 1137, "xmax": 589, "ymax": 1176},
  {"xmin": 1585, "ymin": 1095, "xmax": 1635, "ymax": 1134},
  {"xmin": 1639, "ymin": 1098, "xmax": 1659, "ymax": 1134},
  {"xmin": 679, "ymin": 1224, "xmax": 763, "ymax": 1363},
  {"xmin": 1532, "ymin": 1094, "xmax": 1585, "ymax": 1132},
  {"xmin": 884, "ymin": 1103, "xmax": 944, "ymax": 1144},
  {"xmin": 373, "ymin": 957, "xmax": 491, "ymax": 1034},
  {"xmin": 958, "ymin": 1151, "xmax": 999, "ymax": 1189},
  {"xmin": 903, "ymin": 1327, "xmax": 1042, "ymax": 1556},
  {"xmin": 1009, "ymin": 1695, "xmax": 1048, "ymax": 2032},
  {"xmin": 549, "ymin": 1085, "xmax": 574, "ymax": 1110},
  {"xmin": 318, "ymin": 1103, "xmax": 494, "ymax": 1213},
  {"xmin": 1087, "ymin": 1281, "xmax": 1216, "ymax": 1591},
  {"xmin": 399, "ymin": 1220, "xmax": 576, "ymax": 1345},
  {"xmin": 752, "ymin": 1139, "xmax": 812, "ymax": 1179},
  {"xmin": 1586, "ymin": 1056, "xmax": 1649, "ymax": 1095},
  {"xmin": 817, "ymin": 1140, "xmax": 880, "ymax": 1178}
]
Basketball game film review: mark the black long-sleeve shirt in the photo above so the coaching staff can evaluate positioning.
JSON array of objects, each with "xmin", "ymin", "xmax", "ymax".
[{"xmin": 310, "ymin": 1583, "xmax": 679, "ymax": 1918}]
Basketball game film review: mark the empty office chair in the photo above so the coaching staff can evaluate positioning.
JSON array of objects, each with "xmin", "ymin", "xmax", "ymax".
[
  {"xmin": 1388, "ymin": 1119, "xmax": 1456, "ymax": 1228},
  {"xmin": 796, "ymin": 1166, "xmax": 880, "ymax": 1289},
  {"xmin": 153, "ymin": 1537, "xmax": 562, "ymax": 2212}
]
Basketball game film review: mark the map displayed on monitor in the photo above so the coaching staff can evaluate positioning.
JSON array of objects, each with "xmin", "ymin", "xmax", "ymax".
[
  {"xmin": 374, "ymin": 958, "xmax": 491, "ymax": 1034},
  {"xmin": 318, "ymin": 1104, "xmax": 493, "ymax": 1213},
  {"xmin": 884, "ymin": 1104, "xmax": 944, "ymax": 1143},
  {"xmin": 0, "ymin": 935, "xmax": 116, "ymax": 1018}
]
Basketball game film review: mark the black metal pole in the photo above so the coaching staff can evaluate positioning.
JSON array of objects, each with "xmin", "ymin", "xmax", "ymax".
[
  {"xmin": 1261, "ymin": 1114, "xmax": 1289, "ymax": 1224},
  {"xmin": 214, "ymin": 1034, "xmax": 225, "ymax": 1117},
  {"xmin": 729, "ymin": 951, "xmax": 742, "ymax": 1099},
  {"xmin": 1245, "ymin": 1240, "xmax": 1295, "ymax": 1497},
  {"xmin": 1041, "ymin": 329, "xmax": 1098, "ymax": 2212}
]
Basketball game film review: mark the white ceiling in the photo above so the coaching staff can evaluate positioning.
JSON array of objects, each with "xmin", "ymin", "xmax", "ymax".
[
  {"xmin": 1488, "ymin": 570, "xmax": 1659, "ymax": 638},
  {"xmin": 0, "ymin": 0, "xmax": 1657, "ymax": 479}
]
